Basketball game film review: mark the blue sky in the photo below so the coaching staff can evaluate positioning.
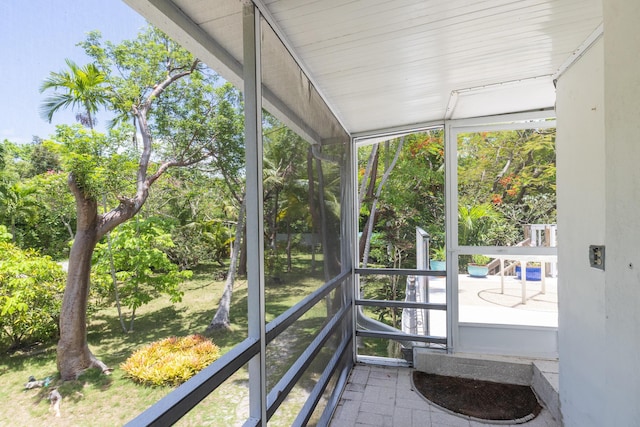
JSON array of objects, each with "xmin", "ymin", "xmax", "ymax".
[{"xmin": 1, "ymin": 1, "xmax": 147, "ymax": 144}]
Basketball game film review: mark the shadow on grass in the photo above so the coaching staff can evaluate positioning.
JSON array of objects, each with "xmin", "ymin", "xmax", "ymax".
[
  {"xmin": 88, "ymin": 307, "xmax": 220, "ymax": 366},
  {"xmin": 3, "ymin": 256, "xmax": 343, "ymax": 424},
  {"xmin": 20, "ymin": 366, "xmax": 115, "ymax": 409},
  {"xmin": 36, "ymin": 368, "xmax": 116, "ymax": 404},
  {"xmin": 0, "ymin": 345, "xmax": 57, "ymax": 374}
]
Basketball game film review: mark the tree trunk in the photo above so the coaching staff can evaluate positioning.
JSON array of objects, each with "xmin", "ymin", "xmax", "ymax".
[
  {"xmin": 57, "ymin": 191, "xmax": 110, "ymax": 380},
  {"xmin": 358, "ymin": 144, "xmax": 379, "ymax": 207},
  {"xmin": 362, "ymin": 137, "xmax": 404, "ymax": 267},
  {"xmin": 307, "ymin": 148, "xmax": 321, "ymax": 272},
  {"xmin": 129, "ymin": 307, "xmax": 137, "ymax": 332},
  {"xmin": 315, "ymin": 156, "xmax": 331, "ymax": 281},
  {"xmin": 207, "ymin": 197, "xmax": 246, "ymax": 331},
  {"xmin": 104, "ymin": 195, "xmax": 127, "ymax": 334},
  {"xmin": 286, "ymin": 223, "xmax": 292, "ymax": 273},
  {"xmin": 238, "ymin": 223, "xmax": 247, "ymax": 277},
  {"xmin": 270, "ymin": 189, "xmax": 279, "ymax": 250},
  {"xmin": 62, "ymin": 219, "xmax": 75, "ymax": 240},
  {"xmin": 358, "ymin": 147, "xmax": 380, "ymax": 261},
  {"xmin": 58, "ymin": 169, "xmax": 143, "ymax": 379},
  {"xmin": 108, "ymin": 232, "xmax": 127, "ymax": 334}
]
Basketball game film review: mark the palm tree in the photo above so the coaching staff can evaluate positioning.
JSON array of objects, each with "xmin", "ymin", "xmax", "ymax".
[
  {"xmin": 40, "ymin": 59, "xmax": 109, "ymax": 129},
  {"xmin": 458, "ymin": 203, "xmax": 499, "ymax": 246}
]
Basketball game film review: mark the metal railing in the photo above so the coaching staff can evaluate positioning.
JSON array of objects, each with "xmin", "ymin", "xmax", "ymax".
[
  {"xmin": 355, "ymin": 268, "xmax": 448, "ymax": 353},
  {"xmin": 126, "ymin": 271, "xmax": 352, "ymax": 426}
]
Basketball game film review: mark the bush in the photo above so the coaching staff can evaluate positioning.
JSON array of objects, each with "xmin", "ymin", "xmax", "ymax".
[
  {"xmin": 92, "ymin": 218, "xmax": 191, "ymax": 315},
  {"xmin": 168, "ymin": 221, "xmax": 231, "ymax": 270},
  {"xmin": 121, "ymin": 335, "xmax": 221, "ymax": 386},
  {"xmin": 0, "ymin": 240, "xmax": 65, "ymax": 351}
]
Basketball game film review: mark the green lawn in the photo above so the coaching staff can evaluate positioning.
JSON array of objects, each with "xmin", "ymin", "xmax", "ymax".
[{"xmin": 0, "ymin": 257, "xmax": 330, "ymax": 426}]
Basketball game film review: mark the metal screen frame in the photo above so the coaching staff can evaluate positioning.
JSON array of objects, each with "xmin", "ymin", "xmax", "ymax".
[{"xmin": 125, "ymin": 4, "xmax": 354, "ymax": 426}]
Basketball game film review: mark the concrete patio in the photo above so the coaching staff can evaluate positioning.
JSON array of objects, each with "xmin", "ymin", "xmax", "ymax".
[{"xmin": 424, "ymin": 273, "xmax": 558, "ymax": 339}]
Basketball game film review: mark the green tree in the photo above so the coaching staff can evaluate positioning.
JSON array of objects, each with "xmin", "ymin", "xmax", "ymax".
[
  {"xmin": 43, "ymin": 27, "xmax": 242, "ymax": 380},
  {"xmin": 0, "ymin": 236, "xmax": 65, "ymax": 351},
  {"xmin": 29, "ymin": 139, "xmax": 61, "ymax": 176},
  {"xmin": 140, "ymin": 167, "xmax": 237, "ymax": 269},
  {"xmin": 0, "ymin": 139, "xmax": 71, "ymax": 257},
  {"xmin": 382, "ymin": 131, "xmax": 446, "ymax": 257},
  {"xmin": 307, "ymin": 143, "xmax": 343, "ymax": 280},
  {"xmin": 0, "ymin": 180, "xmax": 39, "ymax": 246},
  {"xmin": 357, "ymin": 132, "xmax": 443, "ymax": 269},
  {"xmin": 457, "ymin": 129, "xmax": 556, "ymax": 245},
  {"xmin": 262, "ymin": 117, "xmax": 310, "ymax": 272},
  {"xmin": 31, "ymin": 170, "xmax": 76, "ymax": 247},
  {"xmin": 168, "ymin": 219, "xmax": 232, "ymax": 269},
  {"xmin": 93, "ymin": 218, "xmax": 191, "ymax": 333},
  {"xmin": 0, "ymin": 139, "xmax": 33, "ymax": 179}
]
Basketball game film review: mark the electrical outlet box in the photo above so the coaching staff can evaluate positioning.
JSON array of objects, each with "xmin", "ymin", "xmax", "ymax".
[{"xmin": 589, "ymin": 245, "xmax": 605, "ymax": 270}]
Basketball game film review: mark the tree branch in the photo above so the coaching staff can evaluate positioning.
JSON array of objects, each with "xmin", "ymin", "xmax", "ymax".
[{"xmin": 139, "ymin": 59, "xmax": 200, "ymax": 116}]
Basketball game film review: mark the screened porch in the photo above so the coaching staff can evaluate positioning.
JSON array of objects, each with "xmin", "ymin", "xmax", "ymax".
[{"xmin": 120, "ymin": 0, "xmax": 617, "ymax": 426}]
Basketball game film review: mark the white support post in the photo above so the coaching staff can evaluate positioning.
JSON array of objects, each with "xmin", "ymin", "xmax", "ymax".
[
  {"xmin": 521, "ymin": 262, "xmax": 527, "ymax": 305},
  {"xmin": 500, "ymin": 257, "xmax": 505, "ymax": 294},
  {"xmin": 243, "ymin": 3, "xmax": 266, "ymax": 425},
  {"xmin": 444, "ymin": 121, "xmax": 458, "ymax": 352}
]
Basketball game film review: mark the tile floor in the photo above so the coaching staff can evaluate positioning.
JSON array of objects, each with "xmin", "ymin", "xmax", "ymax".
[{"xmin": 329, "ymin": 364, "xmax": 560, "ymax": 427}]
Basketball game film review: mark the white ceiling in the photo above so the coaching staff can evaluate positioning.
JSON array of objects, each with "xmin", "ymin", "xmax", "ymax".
[{"xmin": 125, "ymin": 0, "xmax": 603, "ymax": 136}]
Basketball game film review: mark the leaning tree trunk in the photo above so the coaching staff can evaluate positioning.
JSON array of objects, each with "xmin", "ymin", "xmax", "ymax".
[
  {"xmin": 57, "ymin": 187, "xmax": 110, "ymax": 380},
  {"xmin": 103, "ymin": 195, "xmax": 127, "ymax": 334},
  {"xmin": 108, "ymin": 231, "xmax": 127, "ymax": 334},
  {"xmin": 56, "ymin": 105, "xmax": 161, "ymax": 379},
  {"xmin": 207, "ymin": 197, "xmax": 246, "ymax": 331},
  {"xmin": 238, "ymin": 223, "xmax": 247, "ymax": 276},
  {"xmin": 358, "ymin": 147, "xmax": 379, "ymax": 262},
  {"xmin": 307, "ymin": 148, "xmax": 321, "ymax": 270},
  {"xmin": 315, "ymin": 156, "xmax": 331, "ymax": 281},
  {"xmin": 361, "ymin": 137, "xmax": 404, "ymax": 267}
]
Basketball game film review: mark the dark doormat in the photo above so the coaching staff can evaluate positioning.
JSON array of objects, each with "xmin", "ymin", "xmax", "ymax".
[{"xmin": 412, "ymin": 371, "xmax": 542, "ymax": 423}]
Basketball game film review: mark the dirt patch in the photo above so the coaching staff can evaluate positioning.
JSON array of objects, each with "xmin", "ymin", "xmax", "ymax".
[{"xmin": 412, "ymin": 371, "xmax": 542, "ymax": 423}]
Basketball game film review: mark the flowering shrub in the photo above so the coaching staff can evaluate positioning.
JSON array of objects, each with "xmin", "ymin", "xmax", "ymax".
[{"xmin": 121, "ymin": 334, "xmax": 221, "ymax": 386}]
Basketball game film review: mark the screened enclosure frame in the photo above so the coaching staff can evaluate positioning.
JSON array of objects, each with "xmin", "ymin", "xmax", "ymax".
[
  {"xmin": 351, "ymin": 125, "xmax": 450, "ymax": 362},
  {"xmin": 123, "ymin": 4, "xmax": 562, "ymax": 425},
  {"xmin": 349, "ymin": 110, "xmax": 559, "ymax": 362},
  {"xmin": 125, "ymin": 4, "xmax": 354, "ymax": 426},
  {"xmin": 445, "ymin": 110, "xmax": 559, "ymax": 356}
]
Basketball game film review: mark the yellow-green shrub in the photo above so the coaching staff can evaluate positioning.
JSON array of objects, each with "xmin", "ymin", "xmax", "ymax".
[{"xmin": 121, "ymin": 334, "xmax": 221, "ymax": 386}]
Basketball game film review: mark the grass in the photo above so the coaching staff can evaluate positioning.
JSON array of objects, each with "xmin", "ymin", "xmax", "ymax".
[{"xmin": 0, "ymin": 255, "xmax": 330, "ymax": 426}]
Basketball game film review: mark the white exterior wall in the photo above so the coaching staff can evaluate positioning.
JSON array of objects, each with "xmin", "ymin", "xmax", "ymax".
[
  {"xmin": 603, "ymin": 0, "xmax": 640, "ymax": 424},
  {"xmin": 557, "ymin": 0, "xmax": 640, "ymax": 424},
  {"xmin": 556, "ymin": 38, "xmax": 606, "ymax": 427}
]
